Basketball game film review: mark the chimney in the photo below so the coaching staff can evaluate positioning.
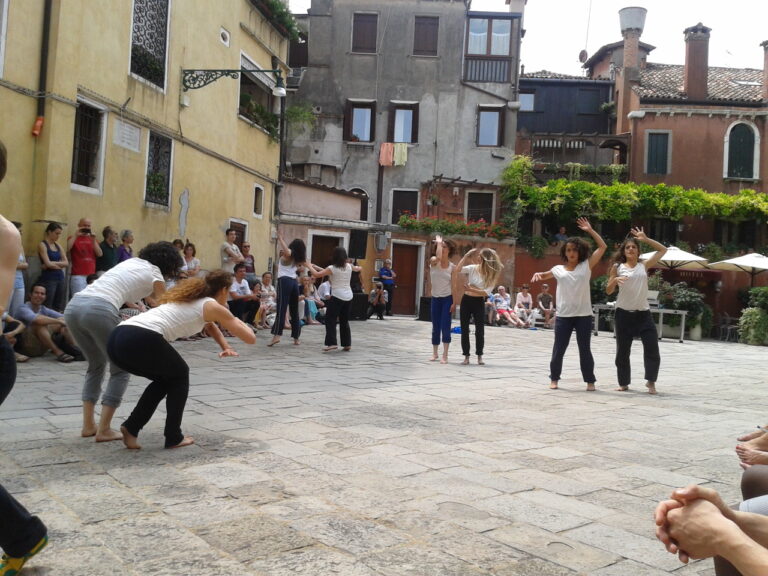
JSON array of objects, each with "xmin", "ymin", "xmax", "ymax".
[
  {"xmin": 762, "ymin": 40, "xmax": 768, "ymax": 101},
  {"xmin": 683, "ymin": 23, "xmax": 711, "ymax": 101},
  {"xmin": 617, "ymin": 7, "xmax": 646, "ymax": 133}
]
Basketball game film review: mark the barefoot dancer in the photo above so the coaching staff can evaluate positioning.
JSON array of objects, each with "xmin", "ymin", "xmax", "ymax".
[
  {"xmin": 65, "ymin": 242, "xmax": 179, "ymax": 441},
  {"xmin": 606, "ymin": 228, "xmax": 667, "ymax": 394},
  {"xmin": 107, "ymin": 271, "xmax": 256, "ymax": 449},
  {"xmin": 429, "ymin": 235, "xmax": 456, "ymax": 363},
  {"xmin": 530, "ymin": 218, "xmax": 606, "ymax": 391},
  {"xmin": 269, "ymin": 233, "xmax": 307, "ymax": 346}
]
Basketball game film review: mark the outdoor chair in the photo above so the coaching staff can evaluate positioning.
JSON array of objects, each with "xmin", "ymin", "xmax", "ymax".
[{"xmin": 718, "ymin": 312, "xmax": 739, "ymax": 342}]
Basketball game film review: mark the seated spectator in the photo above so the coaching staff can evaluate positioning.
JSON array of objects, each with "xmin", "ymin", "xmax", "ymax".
[
  {"xmin": 494, "ymin": 286, "xmax": 526, "ymax": 328},
  {"xmin": 254, "ymin": 271, "xmax": 276, "ymax": 328},
  {"xmin": 301, "ymin": 276, "xmax": 322, "ymax": 324},
  {"xmin": 537, "ymin": 282, "xmax": 556, "ymax": 328},
  {"xmin": 554, "ymin": 226, "xmax": 569, "ymax": 243},
  {"xmin": 485, "ymin": 294, "xmax": 498, "ymax": 326},
  {"xmin": 228, "ymin": 263, "xmax": 259, "ymax": 325},
  {"xmin": 16, "ymin": 285, "xmax": 80, "ymax": 362},
  {"xmin": 515, "ymin": 284, "xmax": 535, "ymax": 327},
  {"xmin": 367, "ymin": 282, "xmax": 388, "ymax": 320},
  {"xmin": 2, "ymin": 312, "xmax": 28, "ymax": 363},
  {"xmin": 315, "ymin": 277, "xmax": 331, "ymax": 323}
]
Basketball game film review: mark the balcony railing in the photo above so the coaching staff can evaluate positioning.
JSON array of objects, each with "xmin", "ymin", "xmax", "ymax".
[{"xmin": 464, "ymin": 56, "xmax": 511, "ymax": 83}]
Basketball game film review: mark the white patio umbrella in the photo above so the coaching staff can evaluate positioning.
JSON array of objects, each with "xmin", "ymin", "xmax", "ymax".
[
  {"xmin": 709, "ymin": 253, "xmax": 768, "ymax": 287},
  {"xmin": 639, "ymin": 245, "xmax": 709, "ymax": 270}
]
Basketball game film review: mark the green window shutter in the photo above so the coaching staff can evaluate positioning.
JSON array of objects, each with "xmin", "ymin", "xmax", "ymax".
[
  {"xmin": 728, "ymin": 124, "xmax": 754, "ymax": 178},
  {"xmin": 646, "ymin": 133, "xmax": 668, "ymax": 175}
]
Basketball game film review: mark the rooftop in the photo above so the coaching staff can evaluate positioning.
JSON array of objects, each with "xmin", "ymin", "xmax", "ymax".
[{"xmin": 634, "ymin": 63, "xmax": 764, "ymax": 103}]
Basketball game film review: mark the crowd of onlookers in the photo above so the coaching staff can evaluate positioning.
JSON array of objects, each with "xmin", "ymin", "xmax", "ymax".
[{"xmin": 484, "ymin": 282, "xmax": 556, "ymax": 329}]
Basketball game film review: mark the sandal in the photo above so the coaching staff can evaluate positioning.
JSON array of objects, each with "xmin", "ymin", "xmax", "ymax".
[{"xmin": 56, "ymin": 353, "xmax": 75, "ymax": 363}]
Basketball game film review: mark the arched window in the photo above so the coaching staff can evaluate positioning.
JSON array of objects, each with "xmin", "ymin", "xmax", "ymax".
[{"xmin": 724, "ymin": 122, "xmax": 760, "ymax": 180}]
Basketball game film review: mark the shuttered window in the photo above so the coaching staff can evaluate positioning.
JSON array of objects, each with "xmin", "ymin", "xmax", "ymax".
[
  {"xmin": 646, "ymin": 132, "xmax": 669, "ymax": 175},
  {"xmin": 413, "ymin": 16, "xmax": 438, "ymax": 56},
  {"xmin": 352, "ymin": 13, "xmax": 377, "ymax": 53},
  {"xmin": 392, "ymin": 190, "xmax": 418, "ymax": 224},
  {"xmin": 727, "ymin": 123, "xmax": 755, "ymax": 178}
]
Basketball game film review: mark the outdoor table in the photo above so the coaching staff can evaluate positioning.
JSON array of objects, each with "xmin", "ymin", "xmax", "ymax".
[{"xmin": 592, "ymin": 304, "xmax": 688, "ymax": 343}]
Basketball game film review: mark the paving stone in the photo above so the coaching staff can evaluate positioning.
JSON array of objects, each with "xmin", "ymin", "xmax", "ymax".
[
  {"xmin": 249, "ymin": 545, "xmax": 381, "ymax": 576},
  {"xmin": 476, "ymin": 493, "xmax": 591, "ymax": 532},
  {"xmin": 360, "ymin": 546, "xmax": 487, "ymax": 576},
  {"xmin": 288, "ymin": 513, "xmax": 408, "ymax": 555}
]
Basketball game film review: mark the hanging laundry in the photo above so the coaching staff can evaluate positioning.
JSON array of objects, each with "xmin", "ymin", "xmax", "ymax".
[
  {"xmin": 393, "ymin": 143, "xmax": 408, "ymax": 166},
  {"xmin": 379, "ymin": 142, "xmax": 394, "ymax": 166}
]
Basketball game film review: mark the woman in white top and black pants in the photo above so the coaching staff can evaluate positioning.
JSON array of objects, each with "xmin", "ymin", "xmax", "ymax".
[
  {"xmin": 531, "ymin": 218, "xmax": 606, "ymax": 390},
  {"xmin": 606, "ymin": 227, "xmax": 667, "ymax": 394},
  {"xmin": 107, "ymin": 270, "xmax": 256, "ymax": 449},
  {"xmin": 269, "ymin": 233, "xmax": 307, "ymax": 346},
  {"xmin": 309, "ymin": 246, "xmax": 362, "ymax": 352}
]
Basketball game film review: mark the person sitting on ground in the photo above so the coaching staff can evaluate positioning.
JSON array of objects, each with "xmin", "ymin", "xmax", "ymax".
[
  {"xmin": 493, "ymin": 286, "xmax": 525, "ymax": 327},
  {"xmin": 515, "ymin": 284, "xmax": 535, "ymax": 327},
  {"xmin": 2, "ymin": 312, "xmax": 28, "ymax": 363},
  {"xmin": 254, "ymin": 271, "xmax": 276, "ymax": 328},
  {"xmin": 485, "ymin": 293, "xmax": 498, "ymax": 326},
  {"xmin": 16, "ymin": 285, "xmax": 80, "ymax": 362},
  {"xmin": 537, "ymin": 283, "xmax": 556, "ymax": 328},
  {"xmin": 228, "ymin": 263, "xmax": 259, "ymax": 325},
  {"xmin": 735, "ymin": 425, "xmax": 768, "ymax": 468},
  {"xmin": 554, "ymin": 226, "xmax": 569, "ymax": 243},
  {"xmin": 367, "ymin": 282, "xmax": 388, "ymax": 320},
  {"xmin": 301, "ymin": 276, "xmax": 322, "ymax": 324},
  {"xmin": 315, "ymin": 276, "xmax": 331, "ymax": 323}
]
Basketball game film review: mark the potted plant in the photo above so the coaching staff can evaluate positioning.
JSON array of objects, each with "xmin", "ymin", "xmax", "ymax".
[
  {"xmin": 427, "ymin": 194, "xmax": 440, "ymax": 206},
  {"xmin": 658, "ymin": 281, "xmax": 705, "ymax": 340}
]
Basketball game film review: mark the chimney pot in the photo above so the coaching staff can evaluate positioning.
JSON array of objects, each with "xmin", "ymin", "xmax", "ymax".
[
  {"xmin": 619, "ymin": 7, "xmax": 647, "ymax": 34},
  {"xmin": 684, "ymin": 23, "xmax": 711, "ymax": 101}
]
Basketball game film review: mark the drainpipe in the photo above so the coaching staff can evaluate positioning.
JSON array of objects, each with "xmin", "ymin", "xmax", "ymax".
[{"xmin": 31, "ymin": 0, "xmax": 53, "ymax": 137}]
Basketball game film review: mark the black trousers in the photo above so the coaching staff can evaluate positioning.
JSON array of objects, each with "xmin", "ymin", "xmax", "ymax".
[
  {"xmin": 0, "ymin": 338, "xmax": 47, "ymax": 557},
  {"xmin": 229, "ymin": 299, "xmax": 259, "ymax": 325},
  {"xmin": 614, "ymin": 308, "xmax": 660, "ymax": 386},
  {"xmin": 108, "ymin": 326, "xmax": 189, "ymax": 448},
  {"xmin": 460, "ymin": 295, "xmax": 485, "ymax": 357},
  {"xmin": 550, "ymin": 315, "xmax": 595, "ymax": 383},
  {"xmin": 325, "ymin": 296, "xmax": 351, "ymax": 347}
]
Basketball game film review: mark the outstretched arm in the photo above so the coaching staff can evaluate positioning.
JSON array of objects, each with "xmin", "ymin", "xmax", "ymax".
[
  {"xmin": 633, "ymin": 227, "xmax": 667, "ymax": 270},
  {"xmin": 577, "ymin": 218, "xmax": 607, "ymax": 269},
  {"xmin": 530, "ymin": 270, "xmax": 553, "ymax": 284}
]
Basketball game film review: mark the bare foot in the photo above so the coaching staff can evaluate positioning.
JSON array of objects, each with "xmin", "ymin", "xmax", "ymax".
[
  {"xmin": 549, "ymin": 381, "xmax": 559, "ymax": 390},
  {"xmin": 645, "ymin": 381, "xmax": 657, "ymax": 395},
  {"xmin": 586, "ymin": 383, "xmax": 596, "ymax": 392},
  {"xmin": 740, "ymin": 461, "xmax": 752, "ymax": 471},
  {"xmin": 167, "ymin": 435, "xmax": 195, "ymax": 448},
  {"xmin": 430, "ymin": 355, "xmax": 438, "ymax": 362},
  {"xmin": 440, "ymin": 355, "xmax": 448, "ymax": 365},
  {"xmin": 740, "ymin": 432, "xmax": 768, "ymax": 450},
  {"xmin": 267, "ymin": 336, "xmax": 280, "ymax": 347},
  {"xmin": 95, "ymin": 428, "xmax": 124, "ymax": 443},
  {"xmin": 81, "ymin": 426, "xmax": 97, "ymax": 438},
  {"xmin": 477, "ymin": 357, "xmax": 485, "ymax": 365},
  {"xmin": 615, "ymin": 386, "xmax": 629, "ymax": 392},
  {"xmin": 736, "ymin": 445, "xmax": 768, "ymax": 465},
  {"xmin": 293, "ymin": 339, "xmax": 300, "ymax": 345},
  {"xmin": 738, "ymin": 429, "xmax": 767, "ymax": 442},
  {"xmin": 461, "ymin": 357, "xmax": 470, "ymax": 365},
  {"xmin": 323, "ymin": 345, "xmax": 338, "ymax": 352},
  {"xmin": 120, "ymin": 426, "xmax": 141, "ymax": 450}
]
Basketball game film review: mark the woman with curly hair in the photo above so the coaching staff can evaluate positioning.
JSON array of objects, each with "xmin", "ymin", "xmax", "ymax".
[
  {"xmin": 530, "ymin": 218, "xmax": 607, "ymax": 391},
  {"xmin": 429, "ymin": 234, "xmax": 457, "ymax": 363},
  {"xmin": 107, "ymin": 270, "xmax": 256, "ymax": 449},
  {"xmin": 65, "ymin": 241, "xmax": 181, "ymax": 442},
  {"xmin": 453, "ymin": 246, "xmax": 504, "ymax": 365},
  {"xmin": 268, "ymin": 232, "xmax": 307, "ymax": 346}
]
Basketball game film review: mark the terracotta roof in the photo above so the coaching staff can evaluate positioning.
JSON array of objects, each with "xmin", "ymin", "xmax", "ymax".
[
  {"xmin": 634, "ymin": 63, "xmax": 764, "ymax": 103},
  {"xmin": 521, "ymin": 70, "xmax": 587, "ymax": 80},
  {"xmin": 582, "ymin": 40, "xmax": 656, "ymax": 70}
]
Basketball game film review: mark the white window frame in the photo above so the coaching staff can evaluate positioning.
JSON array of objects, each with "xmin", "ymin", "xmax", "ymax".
[
  {"xmin": 464, "ymin": 190, "xmax": 496, "ymax": 223},
  {"xmin": 0, "ymin": 0, "xmax": 9, "ymax": 78},
  {"xmin": 307, "ymin": 228, "xmax": 348, "ymax": 264},
  {"xmin": 143, "ymin": 130, "xmax": 174, "ymax": 209},
  {"xmin": 253, "ymin": 184, "xmax": 264, "ymax": 218},
  {"xmin": 128, "ymin": 0, "xmax": 172, "ymax": 93},
  {"xmin": 723, "ymin": 120, "xmax": 760, "ymax": 180},
  {"xmin": 644, "ymin": 129, "xmax": 672, "ymax": 176},
  {"xmin": 70, "ymin": 96, "xmax": 108, "ymax": 196}
]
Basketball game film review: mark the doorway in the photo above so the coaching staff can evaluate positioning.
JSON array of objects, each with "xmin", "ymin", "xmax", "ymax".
[
  {"xmin": 392, "ymin": 243, "xmax": 420, "ymax": 315},
  {"xmin": 310, "ymin": 234, "xmax": 342, "ymax": 272}
]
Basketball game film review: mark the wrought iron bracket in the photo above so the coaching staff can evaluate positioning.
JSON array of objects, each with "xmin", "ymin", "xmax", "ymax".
[{"xmin": 182, "ymin": 68, "xmax": 284, "ymax": 92}]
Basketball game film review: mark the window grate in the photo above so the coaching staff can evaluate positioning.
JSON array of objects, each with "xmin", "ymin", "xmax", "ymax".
[
  {"xmin": 130, "ymin": 0, "xmax": 169, "ymax": 87},
  {"xmin": 145, "ymin": 132, "xmax": 172, "ymax": 206},
  {"xmin": 71, "ymin": 103, "xmax": 102, "ymax": 188}
]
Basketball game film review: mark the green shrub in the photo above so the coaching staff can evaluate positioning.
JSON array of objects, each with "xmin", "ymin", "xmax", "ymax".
[
  {"xmin": 739, "ymin": 308, "xmax": 768, "ymax": 346},
  {"xmin": 748, "ymin": 287, "xmax": 768, "ymax": 312}
]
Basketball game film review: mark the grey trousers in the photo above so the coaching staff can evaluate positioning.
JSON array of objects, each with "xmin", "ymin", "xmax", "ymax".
[{"xmin": 64, "ymin": 296, "xmax": 130, "ymax": 407}]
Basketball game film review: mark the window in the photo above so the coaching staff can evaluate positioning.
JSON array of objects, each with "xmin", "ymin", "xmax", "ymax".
[
  {"xmin": 466, "ymin": 191, "xmax": 494, "ymax": 223},
  {"xmin": 71, "ymin": 100, "xmax": 106, "ymax": 192},
  {"xmin": 344, "ymin": 100, "xmax": 375, "ymax": 142},
  {"xmin": 391, "ymin": 189, "xmax": 418, "ymax": 224},
  {"xmin": 388, "ymin": 103, "xmax": 419, "ymax": 144},
  {"xmin": 130, "ymin": 0, "xmax": 170, "ymax": 88},
  {"xmin": 645, "ymin": 131, "xmax": 670, "ymax": 175},
  {"xmin": 725, "ymin": 122, "xmax": 759, "ymax": 179},
  {"xmin": 239, "ymin": 54, "xmax": 280, "ymax": 137},
  {"xmin": 0, "ymin": 0, "xmax": 8, "ymax": 78},
  {"xmin": 352, "ymin": 13, "xmax": 377, "ymax": 53},
  {"xmin": 413, "ymin": 16, "xmax": 438, "ymax": 56},
  {"xmin": 253, "ymin": 185, "xmax": 264, "ymax": 217},
  {"xmin": 145, "ymin": 132, "xmax": 172, "ymax": 206},
  {"xmin": 519, "ymin": 92, "xmax": 535, "ymax": 112},
  {"xmin": 477, "ymin": 106, "xmax": 504, "ymax": 147},
  {"xmin": 467, "ymin": 18, "xmax": 511, "ymax": 56}
]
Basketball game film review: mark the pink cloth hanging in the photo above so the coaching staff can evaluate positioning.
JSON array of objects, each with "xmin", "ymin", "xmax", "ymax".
[{"xmin": 379, "ymin": 142, "xmax": 394, "ymax": 166}]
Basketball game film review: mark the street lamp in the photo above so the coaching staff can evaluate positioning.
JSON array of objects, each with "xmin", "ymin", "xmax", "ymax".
[{"xmin": 181, "ymin": 68, "xmax": 285, "ymax": 95}]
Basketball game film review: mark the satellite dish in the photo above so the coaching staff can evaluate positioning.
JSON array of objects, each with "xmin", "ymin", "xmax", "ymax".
[{"xmin": 578, "ymin": 49, "xmax": 589, "ymax": 63}]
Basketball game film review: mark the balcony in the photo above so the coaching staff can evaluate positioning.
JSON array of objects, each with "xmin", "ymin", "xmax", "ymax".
[{"xmin": 464, "ymin": 56, "xmax": 512, "ymax": 83}]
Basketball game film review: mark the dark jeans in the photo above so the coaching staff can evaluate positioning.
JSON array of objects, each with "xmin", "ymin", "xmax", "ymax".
[
  {"xmin": 229, "ymin": 299, "xmax": 259, "ymax": 325},
  {"xmin": 383, "ymin": 284, "xmax": 394, "ymax": 314},
  {"xmin": 0, "ymin": 338, "xmax": 48, "ymax": 557},
  {"xmin": 460, "ymin": 295, "xmax": 485, "ymax": 357},
  {"xmin": 431, "ymin": 295, "xmax": 453, "ymax": 345},
  {"xmin": 107, "ymin": 326, "xmax": 189, "ymax": 448},
  {"xmin": 325, "ymin": 296, "xmax": 351, "ymax": 347},
  {"xmin": 614, "ymin": 308, "xmax": 660, "ymax": 386},
  {"xmin": 272, "ymin": 276, "xmax": 301, "ymax": 340},
  {"xmin": 550, "ymin": 315, "xmax": 595, "ymax": 383},
  {"xmin": 38, "ymin": 276, "xmax": 66, "ymax": 312}
]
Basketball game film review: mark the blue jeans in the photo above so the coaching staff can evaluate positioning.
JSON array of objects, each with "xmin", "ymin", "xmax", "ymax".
[
  {"xmin": 272, "ymin": 276, "xmax": 301, "ymax": 340},
  {"xmin": 431, "ymin": 295, "xmax": 453, "ymax": 345},
  {"xmin": 549, "ymin": 315, "xmax": 595, "ymax": 383}
]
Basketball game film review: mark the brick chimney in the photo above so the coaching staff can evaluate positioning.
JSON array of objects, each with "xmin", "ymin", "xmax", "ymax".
[
  {"xmin": 762, "ymin": 40, "xmax": 768, "ymax": 101},
  {"xmin": 617, "ymin": 7, "xmax": 646, "ymax": 133},
  {"xmin": 683, "ymin": 23, "xmax": 711, "ymax": 101}
]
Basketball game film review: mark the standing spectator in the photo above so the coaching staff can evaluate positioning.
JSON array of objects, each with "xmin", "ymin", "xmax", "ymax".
[
  {"xmin": 220, "ymin": 228, "xmax": 244, "ymax": 273},
  {"xmin": 65, "ymin": 242, "xmax": 177, "ymax": 442},
  {"xmin": 530, "ymin": 218, "xmax": 607, "ymax": 391},
  {"xmin": 0, "ymin": 139, "xmax": 49, "ymax": 575},
  {"xmin": 536, "ymin": 283, "xmax": 556, "ymax": 328},
  {"xmin": 182, "ymin": 243, "xmax": 201, "ymax": 277},
  {"xmin": 429, "ymin": 235, "xmax": 456, "ymax": 363},
  {"xmin": 514, "ymin": 284, "xmax": 535, "ymax": 327},
  {"xmin": 241, "ymin": 242, "xmax": 257, "ymax": 288},
  {"xmin": 67, "ymin": 217, "xmax": 102, "ymax": 296},
  {"xmin": 268, "ymin": 233, "xmax": 306, "ymax": 346},
  {"xmin": 378, "ymin": 258, "xmax": 396, "ymax": 316},
  {"xmin": 117, "ymin": 229, "xmax": 135, "ymax": 262},
  {"xmin": 309, "ymin": 246, "xmax": 362, "ymax": 352},
  {"xmin": 16, "ymin": 285, "xmax": 80, "ymax": 362},
  {"xmin": 36, "ymin": 222, "xmax": 68, "ymax": 312},
  {"xmin": 453, "ymin": 247, "xmax": 503, "ymax": 365},
  {"xmin": 367, "ymin": 282, "xmax": 388, "ymax": 320},
  {"xmin": 606, "ymin": 227, "xmax": 667, "ymax": 394},
  {"xmin": 8, "ymin": 221, "xmax": 27, "ymax": 317},
  {"xmin": 96, "ymin": 226, "xmax": 119, "ymax": 272},
  {"xmin": 228, "ymin": 263, "xmax": 259, "ymax": 325}
]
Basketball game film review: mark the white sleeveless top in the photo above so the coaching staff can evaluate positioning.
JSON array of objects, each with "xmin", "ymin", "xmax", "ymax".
[
  {"xmin": 277, "ymin": 259, "xmax": 298, "ymax": 279},
  {"xmin": 329, "ymin": 264, "xmax": 353, "ymax": 301},
  {"xmin": 121, "ymin": 297, "xmax": 214, "ymax": 341},
  {"xmin": 430, "ymin": 262, "xmax": 454, "ymax": 298},
  {"xmin": 615, "ymin": 262, "xmax": 650, "ymax": 311}
]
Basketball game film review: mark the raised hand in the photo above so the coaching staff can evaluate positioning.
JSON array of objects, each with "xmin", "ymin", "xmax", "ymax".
[
  {"xmin": 576, "ymin": 217, "xmax": 593, "ymax": 232},
  {"xmin": 435, "ymin": 234, "xmax": 443, "ymax": 244},
  {"xmin": 630, "ymin": 227, "xmax": 648, "ymax": 241}
]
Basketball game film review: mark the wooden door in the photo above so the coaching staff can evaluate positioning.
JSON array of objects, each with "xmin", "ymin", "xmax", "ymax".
[
  {"xmin": 392, "ymin": 243, "xmax": 419, "ymax": 315},
  {"xmin": 310, "ymin": 235, "xmax": 341, "ymax": 271}
]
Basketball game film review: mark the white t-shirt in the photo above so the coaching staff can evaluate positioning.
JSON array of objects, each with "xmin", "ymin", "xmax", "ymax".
[
  {"xmin": 229, "ymin": 278, "xmax": 252, "ymax": 300},
  {"xmin": 121, "ymin": 297, "xmax": 213, "ymax": 341},
  {"xmin": 221, "ymin": 242, "xmax": 242, "ymax": 273},
  {"xmin": 328, "ymin": 264, "xmax": 353, "ymax": 301},
  {"xmin": 277, "ymin": 259, "xmax": 298, "ymax": 279},
  {"xmin": 430, "ymin": 262, "xmax": 454, "ymax": 298},
  {"xmin": 615, "ymin": 262, "xmax": 650, "ymax": 311},
  {"xmin": 72, "ymin": 258, "xmax": 164, "ymax": 311},
  {"xmin": 551, "ymin": 260, "xmax": 592, "ymax": 317},
  {"xmin": 317, "ymin": 281, "xmax": 332, "ymax": 301},
  {"xmin": 461, "ymin": 264, "xmax": 493, "ymax": 295}
]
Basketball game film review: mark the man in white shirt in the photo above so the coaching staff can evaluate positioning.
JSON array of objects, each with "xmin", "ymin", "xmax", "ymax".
[
  {"xmin": 220, "ymin": 228, "xmax": 244, "ymax": 273},
  {"xmin": 228, "ymin": 263, "xmax": 258, "ymax": 324}
]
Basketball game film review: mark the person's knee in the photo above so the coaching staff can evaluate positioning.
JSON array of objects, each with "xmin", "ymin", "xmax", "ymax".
[{"xmin": 741, "ymin": 465, "xmax": 768, "ymax": 500}]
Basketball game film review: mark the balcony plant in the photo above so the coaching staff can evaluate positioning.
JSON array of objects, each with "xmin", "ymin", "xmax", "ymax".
[
  {"xmin": 249, "ymin": 0, "xmax": 300, "ymax": 40},
  {"xmin": 397, "ymin": 213, "xmax": 513, "ymax": 240}
]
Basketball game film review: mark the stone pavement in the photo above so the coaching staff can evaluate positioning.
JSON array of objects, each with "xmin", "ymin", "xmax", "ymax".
[{"xmin": 2, "ymin": 316, "xmax": 764, "ymax": 575}]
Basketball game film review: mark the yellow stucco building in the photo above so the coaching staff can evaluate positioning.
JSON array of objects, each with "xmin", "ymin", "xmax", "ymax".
[{"xmin": 0, "ymin": 0, "xmax": 289, "ymax": 275}]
